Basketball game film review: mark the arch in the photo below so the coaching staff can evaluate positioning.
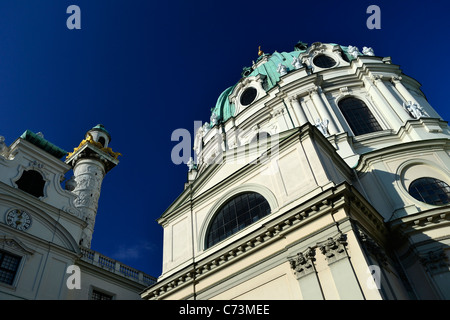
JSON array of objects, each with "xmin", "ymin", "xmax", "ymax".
[
  {"xmin": 338, "ymin": 96, "xmax": 382, "ymax": 136},
  {"xmin": 199, "ymin": 184, "xmax": 278, "ymax": 251},
  {"xmin": 395, "ymin": 158, "xmax": 450, "ymax": 208}
]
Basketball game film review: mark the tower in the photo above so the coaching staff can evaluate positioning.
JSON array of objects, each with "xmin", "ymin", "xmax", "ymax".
[{"xmin": 65, "ymin": 124, "xmax": 121, "ymax": 248}]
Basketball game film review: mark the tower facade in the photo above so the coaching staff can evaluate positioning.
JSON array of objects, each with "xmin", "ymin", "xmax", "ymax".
[
  {"xmin": 66, "ymin": 124, "xmax": 119, "ymax": 248},
  {"xmin": 142, "ymin": 42, "xmax": 450, "ymax": 300},
  {"xmin": 0, "ymin": 125, "xmax": 154, "ymax": 300}
]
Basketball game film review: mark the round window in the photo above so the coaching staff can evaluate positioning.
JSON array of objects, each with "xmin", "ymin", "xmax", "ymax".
[
  {"xmin": 313, "ymin": 55, "xmax": 337, "ymax": 68},
  {"xmin": 408, "ymin": 177, "xmax": 450, "ymax": 206},
  {"xmin": 240, "ymin": 87, "xmax": 257, "ymax": 106}
]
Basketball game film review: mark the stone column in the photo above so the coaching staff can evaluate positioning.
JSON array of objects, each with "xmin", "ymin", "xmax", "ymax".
[
  {"xmin": 319, "ymin": 233, "xmax": 364, "ymax": 300},
  {"xmin": 391, "ymin": 76, "xmax": 420, "ymax": 106},
  {"xmin": 371, "ymin": 75, "xmax": 411, "ymax": 124},
  {"xmin": 290, "ymin": 248, "xmax": 324, "ymax": 300},
  {"xmin": 289, "ymin": 95, "xmax": 308, "ymax": 126},
  {"xmin": 309, "ymin": 87, "xmax": 338, "ymax": 135}
]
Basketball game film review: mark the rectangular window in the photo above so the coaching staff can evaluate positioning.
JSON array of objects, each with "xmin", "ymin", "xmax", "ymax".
[
  {"xmin": 0, "ymin": 250, "xmax": 21, "ymax": 285},
  {"xmin": 91, "ymin": 289, "xmax": 113, "ymax": 300}
]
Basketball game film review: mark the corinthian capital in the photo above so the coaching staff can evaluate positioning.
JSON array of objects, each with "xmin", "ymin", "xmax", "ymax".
[
  {"xmin": 370, "ymin": 74, "xmax": 384, "ymax": 83},
  {"xmin": 319, "ymin": 233, "xmax": 348, "ymax": 262}
]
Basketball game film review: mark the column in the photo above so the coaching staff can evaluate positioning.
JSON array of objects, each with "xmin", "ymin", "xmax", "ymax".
[
  {"xmin": 290, "ymin": 248, "xmax": 324, "ymax": 300},
  {"xmin": 319, "ymin": 233, "xmax": 364, "ymax": 300},
  {"xmin": 309, "ymin": 87, "xmax": 338, "ymax": 135},
  {"xmin": 371, "ymin": 75, "xmax": 411, "ymax": 123},
  {"xmin": 391, "ymin": 76, "xmax": 435, "ymax": 119},
  {"xmin": 290, "ymin": 95, "xmax": 308, "ymax": 126},
  {"xmin": 391, "ymin": 76, "xmax": 420, "ymax": 106}
]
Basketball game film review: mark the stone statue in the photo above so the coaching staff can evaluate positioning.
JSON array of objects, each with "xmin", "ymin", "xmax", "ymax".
[
  {"xmin": 0, "ymin": 136, "xmax": 6, "ymax": 153},
  {"xmin": 403, "ymin": 101, "xmax": 428, "ymax": 119},
  {"xmin": 315, "ymin": 118, "xmax": 330, "ymax": 137},
  {"xmin": 187, "ymin": 157, "xmax": 196, "ymax": 171},
  {"xmin": 210, "ymin": 112, "xmax": 219, "ymax": 126},
  {"xmin": 202, "ymin": 122, "xmax": 210, "ymax": 135},
  {"xmin": 347, "ymin": 45, "xmax": 360, "ymax": 59},
  {"xmin": 277, "ymin": 63, "xmax": 288, "ymax": 76},
  {"xmin": 291, "ymin": 56, "xmax": 302, "ymax": 70},
  {"xmin": 362, "ymin": 46, "xmax": 375, "ymax": 56}
]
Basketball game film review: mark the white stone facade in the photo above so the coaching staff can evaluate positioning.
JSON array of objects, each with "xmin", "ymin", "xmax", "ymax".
[
  {"xmin": 142, "ymin": 42, "xmax": 450, "ymax": 300},
  {"xmin": 0, "ymin": 127, "xmax": 155, "ymax": 300}
]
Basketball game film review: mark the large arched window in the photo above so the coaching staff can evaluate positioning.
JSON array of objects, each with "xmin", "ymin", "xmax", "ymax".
[
  {"xmin": 338, "ymin": 97, "xmax": 382, "ymax": 136},
  {"xmin": 408, "ymin": 177, "xmax": 450, "ymax": 206},
  {"xmin": 206, "ymin": 192, "xmax": 271, "ymax": 249}
]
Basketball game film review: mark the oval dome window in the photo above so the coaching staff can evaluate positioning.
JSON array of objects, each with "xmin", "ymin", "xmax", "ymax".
[{"xmin": 240, "ymin": 87, "xmax": 257, "ymax": 106}]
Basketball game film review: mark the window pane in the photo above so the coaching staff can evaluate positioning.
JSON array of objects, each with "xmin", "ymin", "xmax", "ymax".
[
  {"xmin": 338, "ymin": 97, "xmax": 382, "ymax": 136},
  {"xmin": 409, "ymin": 177, "xmax": 450, "ymax": 206},
  {"xmin": 206, "ymin": 192, "xmax": 271, "ymax": 248},
  {"xmin": 0, "ymin": 250, "xmax": 21, "ymax": 285}
]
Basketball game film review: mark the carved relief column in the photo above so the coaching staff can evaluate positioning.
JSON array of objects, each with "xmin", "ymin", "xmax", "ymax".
[
  {"xmin": 308, "ymin": 87, "xmax": 338, "ymax": 135},
  {"xmin": 371, "ymin": 75, "xmax": 411, "ymax": 124},
  {"xmin": 72, "ymin": 158, "xmax": 105, "ymax": 248},
  {"xmin": 289, "ymin": 95, "xmax": 308, "ymax": 126},
  {"xmin": 319, "ymin": 233, "xmax": 364, "ymax": 300},
  {"xmin": 289, "ymin": 248, "xmax": 324, "ymax": 300}
]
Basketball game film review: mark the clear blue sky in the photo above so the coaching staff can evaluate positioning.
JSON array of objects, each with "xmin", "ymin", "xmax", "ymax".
[{"xmin": 0, "ymin": 1, "xmax": 449, "ymax": 278}]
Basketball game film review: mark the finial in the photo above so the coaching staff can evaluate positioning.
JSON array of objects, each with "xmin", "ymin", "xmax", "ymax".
[{"xmin": 258, "ymin": 46, "xmax": 263, "ymax": 56}]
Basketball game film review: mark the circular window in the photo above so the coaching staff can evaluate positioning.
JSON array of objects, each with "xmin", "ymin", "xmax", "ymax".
[
  {"xmin": 240, "ymin": 87, "xmax": 257, "ymax": 106},
  {"xmin": 313, "ymin": 55, "xmax": 337, "ymax": 68},
  {"xmin": 408, "ymin": 177, "xmax": 450, "ymax": 206}
]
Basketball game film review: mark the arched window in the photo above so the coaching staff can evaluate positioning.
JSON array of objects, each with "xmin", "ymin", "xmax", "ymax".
[
  {"xmin": 408, "ymin": 177, "xmax": 450, "ymax": 206},
  {"xmin": 206, "ymin": 192, "xmax": 271, "ymax": 249},
  {"xmin": 16, "ymin": 170, "xmax": 45, "ymax": 198},
  {"xmin": 338, "ymin": 97, "xmax": 382, "ymax": 136},
  {"xmin": 98, "ymin": 136, "xmax": 106, "ymax": 147}
]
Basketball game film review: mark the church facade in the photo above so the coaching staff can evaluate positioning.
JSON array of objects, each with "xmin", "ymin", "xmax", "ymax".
[
  {"xmin": 141, "ymin": 42, "xmax": 450, "ymax": 300},
  {"xmin": 0, "ymin": 125, "xmax": 155, "ymax": 300}
]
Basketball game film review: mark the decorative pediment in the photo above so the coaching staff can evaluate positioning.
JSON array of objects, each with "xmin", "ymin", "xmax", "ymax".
[{"xmin": 0, "ymin": 235, "xmax": 35, "ymax": 255}]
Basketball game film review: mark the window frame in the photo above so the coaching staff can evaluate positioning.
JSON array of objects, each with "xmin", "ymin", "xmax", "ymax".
[
  {"xmin": 205, "ymin": 192, "xmax": 271, "ymax": 249},
  {"xmin": 337, "ymin": 96, "xmax": 383, "ymax": 136},
  {"xmin": 0, "ymin": 249, "xmax": 22, "ymax": 287},
  {"xmin": 408, "ymin": 177, "xmax": 450, "ymax": 206}
]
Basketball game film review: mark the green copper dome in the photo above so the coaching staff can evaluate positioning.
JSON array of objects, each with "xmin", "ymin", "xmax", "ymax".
[{"xmin": 210, "ymin": 42, "xmax": 361, "ymax": 124}]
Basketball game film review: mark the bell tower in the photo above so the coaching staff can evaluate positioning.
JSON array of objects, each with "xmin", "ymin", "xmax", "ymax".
[{"xmin": 65, "ymin": 124, "xmax": 121, "ymax": 248}]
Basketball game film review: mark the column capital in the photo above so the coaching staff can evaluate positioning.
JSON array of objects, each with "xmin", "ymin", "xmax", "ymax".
[
  {"xmin": 370, "ymin": 74, "xmax": 384, "ymax": 84},
  {"xmin": 289, "ymin": 247, "xmax": 316, "ymax": 277},
  {"xmin": 391, "ymin": 75, "xmax": 403, "ymax": 84},
  {"xmin": 319, "ymin": 233, "xmax": 348, "ymax": 263}
]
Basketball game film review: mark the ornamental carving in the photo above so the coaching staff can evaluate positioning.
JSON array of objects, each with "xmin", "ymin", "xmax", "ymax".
[
  {"xmin": 315, "ymin": 118, "xmax": 330, "ymax": 137},
  {"xmin": 358, "ymin": 230, "xmax": 387, "ymax": 266},
  {"xmin": 319, "ymin": 233, "xmax": 348, "ymax": 263},
  {"xmin": 67, "ymin": 132, "xmax": 122, "ymax": 160},
  {"xmin": 419, "ymin": 249, "xmax": 449, "ymax": 275},
  {"xmin": 289, "ymin": 248, "xmax": 316, "ymax": 277},
  {"xmin": 403, "ymin": 101, "xmax": 428, "ymax": 119}
]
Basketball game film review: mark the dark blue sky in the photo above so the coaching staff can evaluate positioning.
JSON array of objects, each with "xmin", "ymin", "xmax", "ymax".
[{"xmin": 0, "ymin": 1, "xmax": 449, "ymax": 278}]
